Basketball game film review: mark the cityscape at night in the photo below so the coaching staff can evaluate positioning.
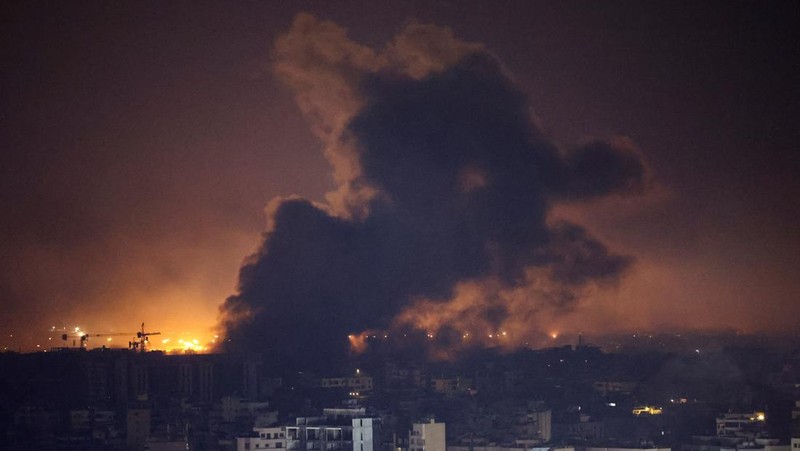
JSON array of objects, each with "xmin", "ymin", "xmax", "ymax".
[{"xmin": 1, "ymin": 1, "xmax": 799, "ymax": 450}]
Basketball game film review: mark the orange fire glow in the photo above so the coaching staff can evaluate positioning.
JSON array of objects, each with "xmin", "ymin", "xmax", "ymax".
[
  {"xmin": 19, "ymin": 319, "xmax": 220, "ymax": 354},
  {"xmin": 347, "ymin": 330, "xmax": 374, "ymax": 354},
  {"xmin": 391, "ymin": 267, "xmax": 612, "ymax": 358}
]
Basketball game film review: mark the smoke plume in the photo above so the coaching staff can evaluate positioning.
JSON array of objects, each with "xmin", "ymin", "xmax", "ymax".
[{"xmin": 218, "ymin": 14, "xmax": 646, "ymax": 366}]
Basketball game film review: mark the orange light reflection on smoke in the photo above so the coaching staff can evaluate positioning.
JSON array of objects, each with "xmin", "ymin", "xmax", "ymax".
[{"xmin": 348, "ymin": 330, "xmax": 373, "ymax": 354}]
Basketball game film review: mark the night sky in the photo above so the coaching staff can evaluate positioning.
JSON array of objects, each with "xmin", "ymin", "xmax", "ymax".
[{"xmin": 1, "ymin": 1, "xmax": 798, "ymax": 353}]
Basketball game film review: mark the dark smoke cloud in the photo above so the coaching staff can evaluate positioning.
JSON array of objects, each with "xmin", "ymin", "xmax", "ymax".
[{"xmin": 219, "ymin": 15, "xmax": 646, "ymax": 366}]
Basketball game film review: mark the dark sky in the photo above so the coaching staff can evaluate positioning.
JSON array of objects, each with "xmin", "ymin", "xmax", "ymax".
[{"xmin": 1, "ymin": 1, "xmax": 798, "ymax": 352}]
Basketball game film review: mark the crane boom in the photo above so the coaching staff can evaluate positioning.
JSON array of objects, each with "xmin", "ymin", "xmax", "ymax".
[
  {"xmin": 130, "ymin": 322, "xmax": 161, "ymax": 353},
  {"xmin": 60, "ymin": 331, "xmax": 135, "ymax": 348}
]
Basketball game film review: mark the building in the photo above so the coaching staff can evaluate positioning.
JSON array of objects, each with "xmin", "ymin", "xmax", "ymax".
[
  {"xmin": 593, "ymin": 381, "xmax": 637, "ymax": 396},
  {"xmin": 353, "ymin": 418, "xmax": 382, "ymax": 451},
  {"xmin": 409, "ymin": 420, "xmax": 445, "ymax": 451},
  {"xmin": 430, "ymin": 377, "xmax": 473, "ymax": 396},
  {"xmin": 449, "ymin": 447, "xmax": 573, "ymax": 451},
  {"xmin": 237, "ymin": 426, "xmax": 288, "ymax": 451},
  {"xmin": 515, "ymin": 409, "xmax": 551, "ymax": 444},
  {"xmin": 685, "ymin": 438, "xmax": 789, "ymax": 451},
  {"xmin": 716, "ymin": 412, "xmax": 767, "ymax": 438},
  {"xmin": 237, "ymin": 408, "xmax": 380, "ymax": 451},
  {"xmin": 586, "ymin": 448, "xmax": 670, "ymax": 451},
  {"xmin": 220, "ymin": 396, "xmax": 273, "ymax": 423},
  {"xmin": 318, "ymin": 376, "xmax": 374, "ymax": 393},
  {"xmin": 127, "ymin": 407, "xmax": 151, "ymax": 451}
]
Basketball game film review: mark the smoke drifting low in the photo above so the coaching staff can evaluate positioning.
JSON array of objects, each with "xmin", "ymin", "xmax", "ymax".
[{"xmin": 219, "ymin": 14, "xmax": 646, "ymax": 365}]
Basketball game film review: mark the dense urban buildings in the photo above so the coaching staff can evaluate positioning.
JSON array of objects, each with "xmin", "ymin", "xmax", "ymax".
[{"xmin": 2, "ymin": 334, "xmax": 800, "ymax": 451}]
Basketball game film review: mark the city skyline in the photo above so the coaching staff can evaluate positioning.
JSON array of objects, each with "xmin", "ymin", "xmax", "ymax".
[{"xmin": 1, "ymin": 1, "xmax": 798, "ymax": 354}]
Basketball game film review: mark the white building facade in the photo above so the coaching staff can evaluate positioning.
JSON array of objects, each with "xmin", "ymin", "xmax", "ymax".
[
  {"xmin": 410, "ymin": 420, "xmax": 445, "ymax": 451},
  {"xmin": 353, "ymin": 418, "xmax": 381, "ymax": 451}
]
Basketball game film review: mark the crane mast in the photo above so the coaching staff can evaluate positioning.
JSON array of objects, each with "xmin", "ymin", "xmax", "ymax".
[
  {"xmin": 129, "ymin": 322, "xmax": 161, "ymax": 353},
  {"xmin": 59, "ymin": 322, "xmax": 160, "ymax": 352}
]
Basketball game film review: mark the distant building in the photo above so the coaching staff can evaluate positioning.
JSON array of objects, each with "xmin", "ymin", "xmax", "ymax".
[
  {"xmin": 237, "ymin": 408, "xmax": 379, "ymax": 451},
  {"xmin": 69, "ymin": 409, "xmax": 115, "ymax": 431},
  {"xmin": 716, "ymin": 412, "xmax": 767, "ymax": 438},
  {"xmin": 685, "ymin": 438, "xmax": 788, "ymax": 451},
  {"xmin": 515, "ymin": 409, "xmax": 551, "ymax": 444},
  {"xmin": 237, "ymin": 425, "xmax": 287, "ymax": 451},
  {"xmin": 220, "ymin": 396, "xmax": 273, "ymax": 423},
  {"xmin": 554, "ymin": 418, "xmax": 606, "ymax": 442},
  {"xmin": 147, "ymin": 438, "xmax": 189, "ymax": 451},
  {"xmin": 449, "ymin": 446, "xmax": 573, "ymax": 451},
  {"xmin": 318, "ymin": 376, "xmax": 374, "ymax": 392},
  {"xmin": 593, "ymin": 381, "xmax": 636, "ymax": 396},
  {"xmin": 127, "ymin": 407, "xmax": 150, "ymax": 451},
  {"xmin": 410, "ymin": 420, "xmax": 445, "ymax": 451},
  {"xmin": 353, "ymin": 418, "xmax": 382, "ymax": 451},
  {"xmin": 384, "ymin": 361, "xmax": 426, "ymax": 388},
  {"xmin": 586, "ymin": 448, "xmax": 670, "ymax": 451},
  {"xmin": 430, "ymin": 377, "xmax": 473, "ymax": 396}
]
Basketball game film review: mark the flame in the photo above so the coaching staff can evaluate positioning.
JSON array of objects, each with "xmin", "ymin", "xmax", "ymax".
[{"xmin": 165, "ymin": 338, "xmax": 208, "ymax": 353}]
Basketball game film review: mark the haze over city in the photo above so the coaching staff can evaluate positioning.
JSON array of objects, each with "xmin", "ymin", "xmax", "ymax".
[{"xmin": 1, "ymin": 1, "xmax": 798, "ymax": 355}]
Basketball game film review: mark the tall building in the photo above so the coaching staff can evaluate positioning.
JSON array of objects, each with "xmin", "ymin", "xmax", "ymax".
[
  {"xmin": 353, "ymin": 418, "xmax": 382, "ymax": 451},
  {"xmin": 410, "ymin": 420, "xmax": 445, "ymax": 451},
  {"xmin": 127, "ymin": 407, "xmax": 151, "ymax": 451}
]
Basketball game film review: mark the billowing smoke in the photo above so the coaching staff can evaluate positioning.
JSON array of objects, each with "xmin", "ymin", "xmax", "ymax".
[{"xmin": 218, "ymin": 14, "xmax": 646, "ymax": 366}]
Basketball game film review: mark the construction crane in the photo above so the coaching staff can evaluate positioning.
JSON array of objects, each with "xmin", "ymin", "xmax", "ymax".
[
  {"xmin": 129, "ymin": 323, "xmax": 161, "ymax": 353},
  {"xmin": 60, "ymin": 331, "xmax": 134, "ymax": 348}
]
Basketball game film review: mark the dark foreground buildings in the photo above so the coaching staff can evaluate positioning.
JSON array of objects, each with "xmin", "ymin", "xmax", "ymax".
[
  {"xmin": 0, "ymin": 348, "xmax": 263, "ymax": 450},
  {"xmin": 2, "ymin": 337, "xmax": 800, "ymax": 451}
]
